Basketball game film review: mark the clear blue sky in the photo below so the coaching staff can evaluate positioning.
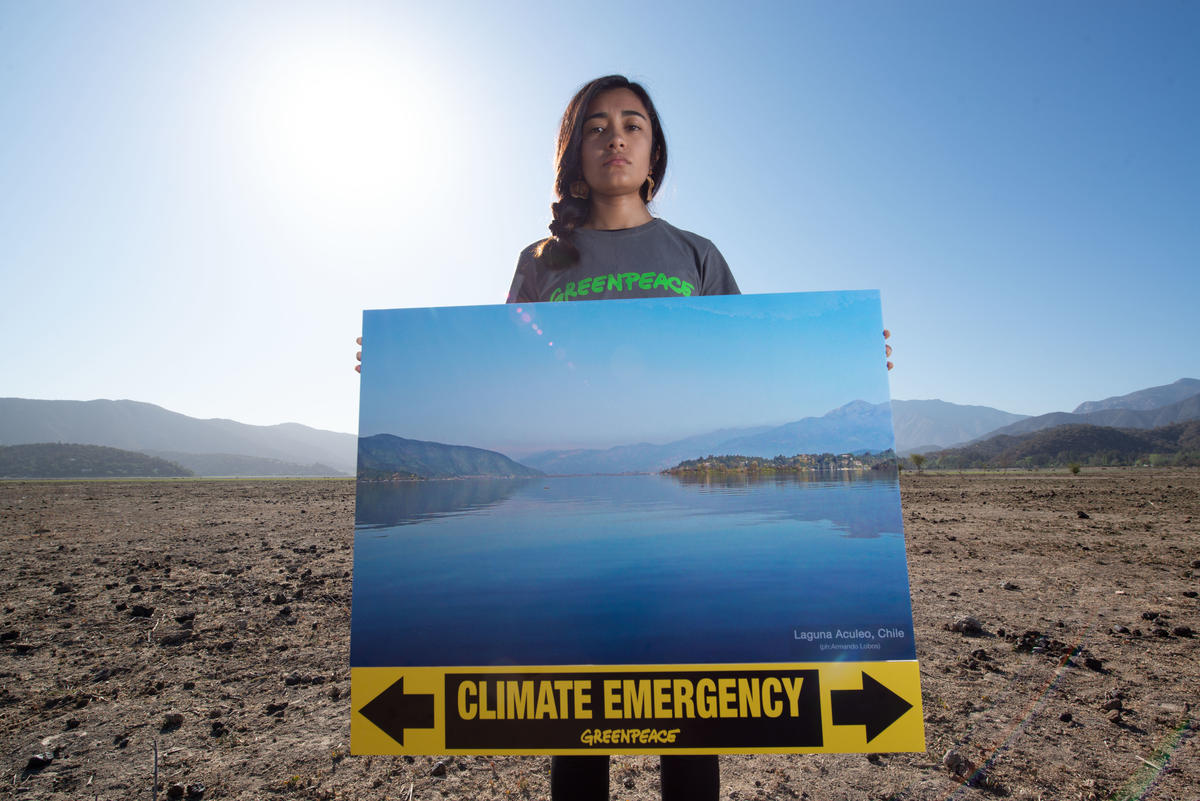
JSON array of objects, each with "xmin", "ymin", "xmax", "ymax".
[
  {"xmin": 359, "ymin": 291, "xmax": 888, "ymax": 453},
  {"xmin": 2, "ymin": 1, "xmax": 1196, "ymax": 433}
]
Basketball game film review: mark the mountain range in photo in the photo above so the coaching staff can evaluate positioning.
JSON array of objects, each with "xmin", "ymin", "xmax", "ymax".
[{"xmin": 2, "ymin": 378, "xmax": 1198, "ymax": 478}]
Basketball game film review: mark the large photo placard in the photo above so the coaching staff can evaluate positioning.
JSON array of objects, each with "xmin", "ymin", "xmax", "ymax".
[{"xmin": 351, "ymin": 290, "xmax": 924, "ymax": 755}]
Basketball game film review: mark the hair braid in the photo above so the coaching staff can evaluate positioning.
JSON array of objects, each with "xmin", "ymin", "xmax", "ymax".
[{"xmin": 534, "ymin": 75, "xmax": 667, "ymax": 271}]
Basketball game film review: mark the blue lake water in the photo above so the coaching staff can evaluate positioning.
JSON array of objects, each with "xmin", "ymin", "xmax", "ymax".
[{"xmin": 351, "ymin": 472, "xmax": 916, "ymax": 667}]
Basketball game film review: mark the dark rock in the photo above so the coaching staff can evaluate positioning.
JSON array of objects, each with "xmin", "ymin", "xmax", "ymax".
[
  {"xmin": 1059, "ymin": 711, "xmax": 1072, "ymax": 722},
  {"xmin": 1184, "ymin": 590, "xmax": 1198, "ymax": 598},
  {"xmin": 0, "ymin": 630, "xmax": 19, "ymax": 642},
  {"xmin": 265, "ymin": 702, "xmax": 288, "ymax": 716},
  {"xmin": 1152, "ymin": 627, "xmax": 1171, "ymax": 637},
  {"xmin": 1172, "ymin": 625, "xmax": 1193, "ymax": 637},
  {"xmin": 157, "ymin": 628, "xmax": 192, "ymax": 647},
  {"xmin": 949, "ymin": 616, "xmax": 984, "ymax": 635},
  {"xmin": 1141, "ymin": 611, "xmax": 1161, "ymax": 621},
  {"xmin": 1106, "ymin": 709, "xmax": 1123, "ymax": 724},
  {"xmin": 1076, "ymin": 510, "xmax": 1090, "ymax": 519},
  {"xmin": 175, "ymin": 612, "xmax": 196, "ymax": 628},
  {"xmin": 1101, "ymin": 698, "xmax": 1122, "ymax": 712},
  {"xmin": 130, "ymin": 605, "xmax": 154, "ymax": 618},
  {"xmin": 1000, "ymin": 581, "xmax": 1019, "ymax": 590},
  {"xmin": 210, "ymin": 721, "xmax": 227, "ymax": 737},
  {"xmin": 162, "ymin": 712, "xmax": 184, "ymax": 731},
  {"xmin": 187, "ymin": 784, "xmax": 206, "ymax": 799},
  {"xmin": 52, "ymin": 582, "xmax": 74, "ymax": 594},
  {"xmin": 114, "ymin": 602, "xmax": 127, "ymax": 612},
  {"xmin": 431, "ymin": 760, "xmax": 448, "ymax": 777},
  {"xmin": 942, "ymin": 748, "xmax": 977, "ymax": 780},
  {"xmin": 167, "ymin": 782, "xmax": 186, "ymax": 799},
  {"xmin": 182, "ymin": 681, "xmax": 195, "ymax": 690},
  {"xmin": 66, "ymin": 718, "xmax": 80, "ymax": 729},
  {"xmin": 284, "ymin": 672, "xmax": 302, "ymax": 686},
  {"xmin": 26, "ymin": 752, "xmax": 53, "ymax": 770},
  {"xmin": 1111, "ymin": 625, "xmax": 1130, "ymax": 634},
  {"xmin": 329, "ymin": 686, "xmax": 342, "ymax": 701}
]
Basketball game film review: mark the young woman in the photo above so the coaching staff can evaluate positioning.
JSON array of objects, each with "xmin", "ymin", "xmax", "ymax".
[
  {"xmin": 506, "ymin": 74, "xmax": 738, "ymax": 306},
  {"xmin": 510, "ymin": 73, "xmax": 730, "ymax": 801}
]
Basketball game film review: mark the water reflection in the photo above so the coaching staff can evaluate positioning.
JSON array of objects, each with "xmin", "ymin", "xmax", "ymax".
[
  {"xmin": 352, "ymin": 470, "xmax": 914, "ymax": 667},
  {"xmin": 354, "ymin": 471, "xmax": 901, "ymax": 539},
  {"xmin": 355, "ymin": 477, "xmax": 534, "ymax": 528}
]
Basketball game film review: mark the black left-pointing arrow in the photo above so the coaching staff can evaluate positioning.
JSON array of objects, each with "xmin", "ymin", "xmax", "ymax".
[
  {"xmin": 830, "ymin": 672, "xmax": 913, "ymax": 742},
  {"xmin": 359, "ymin": 677, "xmax": 435, "ymax": 746}
]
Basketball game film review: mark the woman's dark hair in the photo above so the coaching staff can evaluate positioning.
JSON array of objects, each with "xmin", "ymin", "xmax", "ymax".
[{"xmin": 535, "ymin": 75, "xmax": 667, "ymax": 269}]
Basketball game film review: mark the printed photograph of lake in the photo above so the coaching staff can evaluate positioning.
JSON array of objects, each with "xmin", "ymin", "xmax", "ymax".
[{"xmin": 352, "ymin": 291, "xmax": 916, "ymax": 668}]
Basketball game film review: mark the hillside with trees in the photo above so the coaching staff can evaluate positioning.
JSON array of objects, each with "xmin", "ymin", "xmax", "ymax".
[
  {"xmin": 357, "ymin": 434, "xmax": 543, "ymax": 480},
  {"xmin": 0, "ymin": 443, "xmax": 193, "ymax": 478},
  {"xmin": 665, "ymin": 450, "xmax": 898, "ymax": 475},
  {"xmin": 916, "ymin": 421, "xmax": 1200, "ymax": 469},
  {"xmin": 141, "ymin": 450, "xmax": 346, "ymax": 477},
  {"xmin": 0, "ymin": 398, "xmax": 355, "ymax": 474}
]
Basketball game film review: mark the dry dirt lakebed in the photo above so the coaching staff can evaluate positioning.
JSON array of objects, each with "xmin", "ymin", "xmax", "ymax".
[{"xmin": 1, "ymin": 470, "xmax": 1197, "ymax": 800}]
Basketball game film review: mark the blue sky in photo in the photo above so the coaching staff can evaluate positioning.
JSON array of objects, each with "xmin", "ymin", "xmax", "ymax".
[
  {"xmin": 358, "ymin": 291, "xmax": 889, "ymax": 453},
  {"xmin": 1, "ymin": 1, "xmax": 1197, "ymax": 432}
]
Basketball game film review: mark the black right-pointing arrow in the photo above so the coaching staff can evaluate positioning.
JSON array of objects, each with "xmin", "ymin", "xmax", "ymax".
[
  {"xmin": 830, "ymin": 672, "xmax": 913, "ymax": 742},
  {"xmin": 358, "ymin": 676, "xmax": 435, "ymax": 746}
]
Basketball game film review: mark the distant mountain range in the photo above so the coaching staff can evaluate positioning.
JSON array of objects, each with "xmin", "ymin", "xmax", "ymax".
[
  {"xmin": 964, "ymin": 392, "xmax": 1200, "ymax": 443},
  {"xmin": 1073, "ymin": 378, "xmax": 1200, "ymax": 414},
  {"xmin": 0, "ymin": 398, "xmax": 355, "ymax": 476},
  {"xmin": 890, "ymin": 400, "xmax": 1028, "ymax": 455},
  {"xmin": 522, "ymin": 400, "xmax": 897, "ymax": 475},
  {"xmin": 357, "ymin": 434, "xmax": 544, "ymax": 480},
  {"xmin": 3, "ymin": 378, "xmax": 1195, "ymax": 478}
]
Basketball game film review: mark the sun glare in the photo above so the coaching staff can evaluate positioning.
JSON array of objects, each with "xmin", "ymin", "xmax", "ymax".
[{"xmin": 241, "ymin": 30, "xmax": 456, "ymax": 229}]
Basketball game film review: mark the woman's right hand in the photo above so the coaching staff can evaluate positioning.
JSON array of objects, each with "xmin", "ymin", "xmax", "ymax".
[{"xmin": 355, "ymin": 336, "xmax": 362, "ymax": 374}]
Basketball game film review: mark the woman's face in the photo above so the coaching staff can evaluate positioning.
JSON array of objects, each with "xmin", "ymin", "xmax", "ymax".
[{"xmin": 578, "ymin": 88, "xmax": 654, "ymax": 200}]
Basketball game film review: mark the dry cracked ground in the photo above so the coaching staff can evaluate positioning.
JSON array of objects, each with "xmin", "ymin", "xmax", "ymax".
[{"xmin": 1, "ymin": 469, "xmax": 1197, "ymax": 800}]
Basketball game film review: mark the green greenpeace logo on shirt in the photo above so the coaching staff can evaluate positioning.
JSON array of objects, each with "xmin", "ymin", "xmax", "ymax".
[{"xmin": 548, "ymin": 272, "xmax": 695, "ymax": 302}]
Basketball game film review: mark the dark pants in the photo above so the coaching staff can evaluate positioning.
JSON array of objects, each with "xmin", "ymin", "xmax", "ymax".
[{"xmin": 550, "ymin": 754, "xmax": 718, "ymax": 801}]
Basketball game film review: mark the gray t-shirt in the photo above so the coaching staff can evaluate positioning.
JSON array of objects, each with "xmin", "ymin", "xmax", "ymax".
[{"xmin": 506, "ymin": 218, "xmax": 739, "ymax": 303}]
